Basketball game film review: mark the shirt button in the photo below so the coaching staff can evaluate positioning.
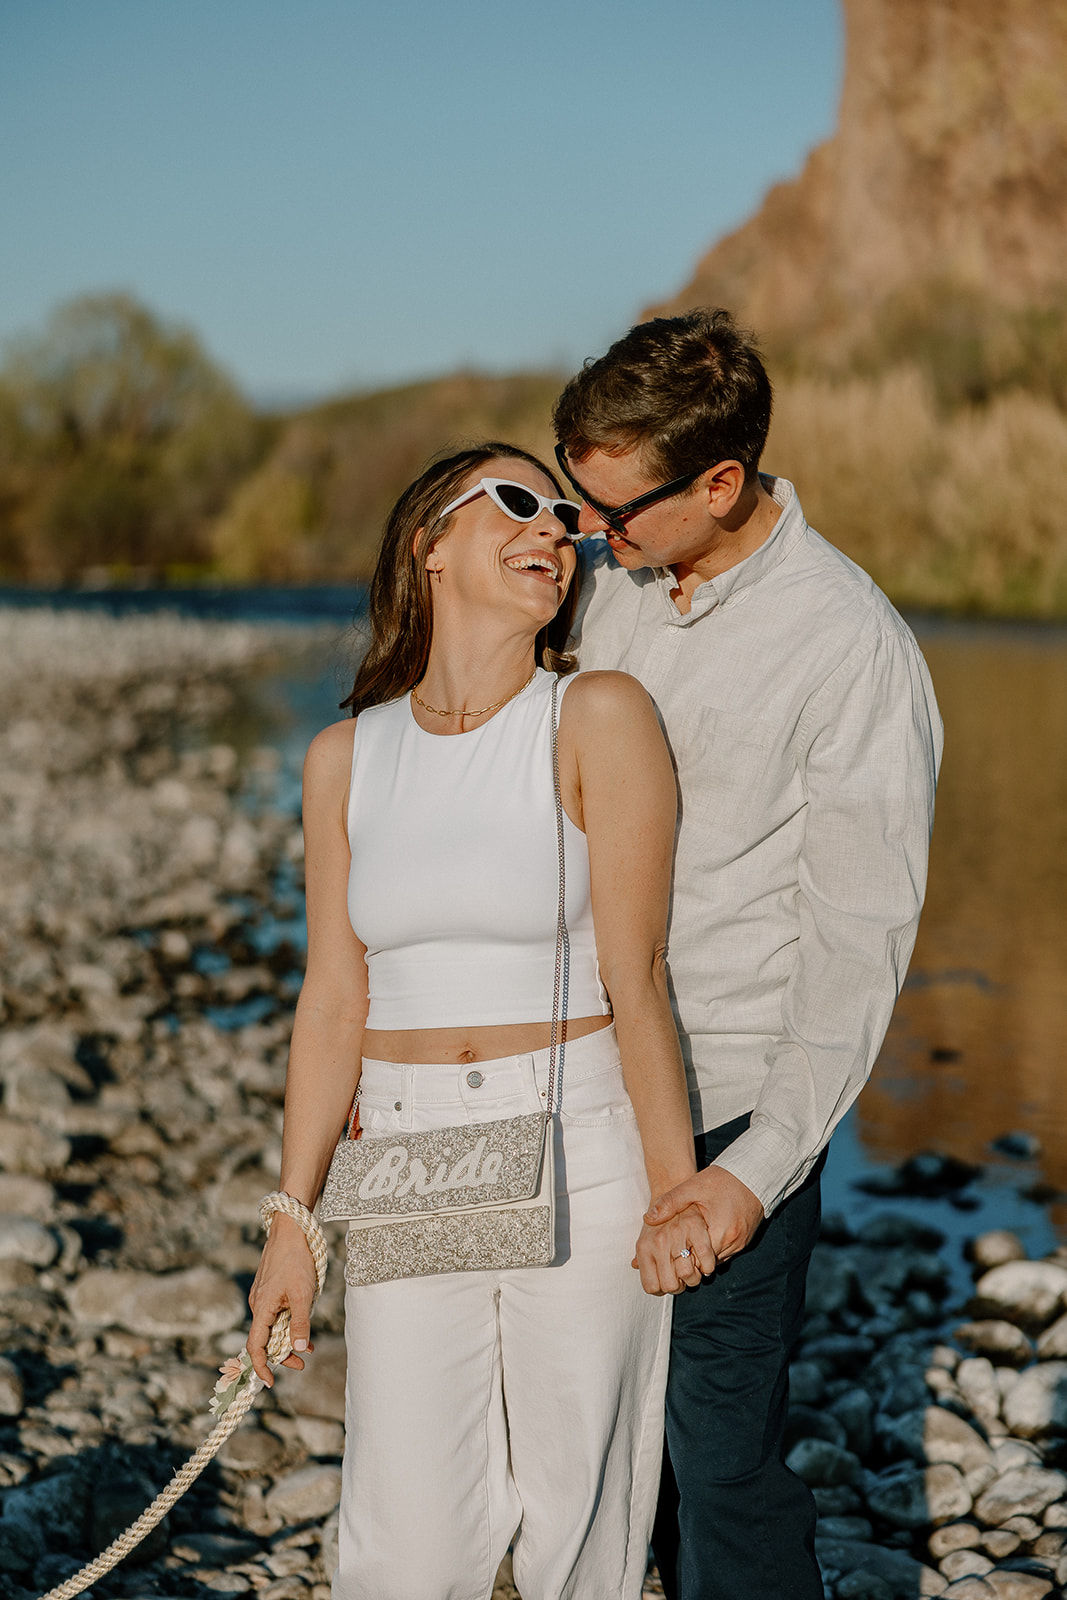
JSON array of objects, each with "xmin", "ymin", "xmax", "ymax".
[
  {"xmin": 466, "ymin": 1071, "xmax": 484, "ymax": 1088},
  {"xmin": 394, "ymin": 1101, "xmax": 402, "ymax": 1111}
]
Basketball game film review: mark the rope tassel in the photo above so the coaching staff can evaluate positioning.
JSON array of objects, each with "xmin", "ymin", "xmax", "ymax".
[{"xmin": 36, "ymin": 1193, "xmax": 329, "ymax": 1600}]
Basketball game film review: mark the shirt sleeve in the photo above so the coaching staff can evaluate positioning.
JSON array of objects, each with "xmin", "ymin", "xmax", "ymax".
[{"xmin": 711, "ymin": 623, "xmax": 944, "ymax": 1215}]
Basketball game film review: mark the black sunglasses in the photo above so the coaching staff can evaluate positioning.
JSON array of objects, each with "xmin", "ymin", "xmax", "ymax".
[{"xmin": 554, "ymin": 442, "xmax": 702, "ymax": 535}]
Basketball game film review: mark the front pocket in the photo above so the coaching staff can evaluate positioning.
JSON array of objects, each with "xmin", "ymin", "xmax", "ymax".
[{"xmin": 558, "ymin": 1066, "xmax": 636, "ymax": 1128}]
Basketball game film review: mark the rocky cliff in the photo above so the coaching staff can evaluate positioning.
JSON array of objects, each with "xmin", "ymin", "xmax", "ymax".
[{"xmin": 649, "ymin": 0, "xmax": 1067, "ymax": 362}]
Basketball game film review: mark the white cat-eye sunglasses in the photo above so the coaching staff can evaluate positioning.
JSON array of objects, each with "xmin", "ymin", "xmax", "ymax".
[{"xmin": 438, "ymin": 477, "xmax": 586, "ymax": 541}]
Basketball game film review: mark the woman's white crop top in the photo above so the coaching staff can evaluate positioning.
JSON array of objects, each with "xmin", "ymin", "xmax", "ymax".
[{"xmin": 346, "ymin": 669, "xmax": 610, "ymax": 1030}]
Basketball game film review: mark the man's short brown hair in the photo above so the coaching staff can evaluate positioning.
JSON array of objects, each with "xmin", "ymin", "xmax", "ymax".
[{"xmin": 553, "ymin": 308, "xmax": 773, "ymax": 483}]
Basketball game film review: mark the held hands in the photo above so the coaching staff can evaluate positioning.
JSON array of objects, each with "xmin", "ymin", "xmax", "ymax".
[
  {"xmin": 633, "ymin": 1166, "xmax": 765, "ymax": 1296},
  {"xmin": 246, "ymin": 1213, "xmax": 318, "ymax": 1384}
]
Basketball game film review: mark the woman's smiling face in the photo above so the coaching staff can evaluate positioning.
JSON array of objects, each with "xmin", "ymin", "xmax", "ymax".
[{"xmin": 426, "ymin": 457, "xmax": 578, "ymax": 625}]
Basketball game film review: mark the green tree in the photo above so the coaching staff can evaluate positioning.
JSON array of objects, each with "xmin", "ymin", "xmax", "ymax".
[{"xmin": 0, "ymin": 293, "xmax": 267, "ymax": 580}]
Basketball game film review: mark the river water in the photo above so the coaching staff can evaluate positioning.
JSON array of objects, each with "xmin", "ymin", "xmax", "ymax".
[{"xmin": 6, "ymin": 588, "xmax": 1065, "ymax": 1266}]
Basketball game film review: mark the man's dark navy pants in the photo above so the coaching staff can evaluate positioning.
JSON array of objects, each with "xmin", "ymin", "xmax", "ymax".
[{"xmin": 651, "ymin": 1113, "xmax": 826, "ymax": 1600}]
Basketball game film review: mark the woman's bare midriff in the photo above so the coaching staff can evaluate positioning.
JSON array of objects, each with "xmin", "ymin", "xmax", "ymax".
[{"xmin": 362, "ymin": 1013, "xmax": 613, "ymax": 1066}]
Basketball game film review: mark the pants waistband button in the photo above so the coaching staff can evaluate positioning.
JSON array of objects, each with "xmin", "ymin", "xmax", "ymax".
[{"xmin": 466, "ymin": 1070, "xmax": 484, "ymax": 1088}]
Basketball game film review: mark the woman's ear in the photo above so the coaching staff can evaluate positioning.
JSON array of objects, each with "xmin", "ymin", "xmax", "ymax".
[{"xmin": 414, "ymin": 528, "xmax": 444, "ymax": 577}]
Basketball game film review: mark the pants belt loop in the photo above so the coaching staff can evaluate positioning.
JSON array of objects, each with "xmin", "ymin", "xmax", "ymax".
[{"xmin": 399, "ymin": 1064, "xmax": 414, "ymax": 1130}]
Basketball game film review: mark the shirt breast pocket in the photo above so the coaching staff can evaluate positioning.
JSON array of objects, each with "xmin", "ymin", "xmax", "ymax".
[{"xmin": 674, "ymin": 704, "xmax": 778, "ymax": 821}]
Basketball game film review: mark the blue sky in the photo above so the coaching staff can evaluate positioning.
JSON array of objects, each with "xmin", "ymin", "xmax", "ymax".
[{"xmin": 0, "ymin": 0, "xmax": 842, "ymax": 404}]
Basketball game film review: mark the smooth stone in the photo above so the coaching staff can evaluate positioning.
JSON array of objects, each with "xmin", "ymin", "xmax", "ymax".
[
  {"xmin": 1032, "ymin": 1530, "xmax": 1066, "ymax": 1557},
  {"xmin": 293, "ymin": 1415, "xmax": 345, "ymax": 1457},
  {"xmin": 941, "ymin": 1551, "xmax": 994, "ymax": 1580},
  {"xmin": 91, "ymin": 1471, "xmax": 169, "ymax": 1558},
  {"xmin": 786, "ymin": 1404, "xmax": 848, "ymax": 1452},
  {"xmin": 982, "ymin": 1574, "xmax": 1054, "ymax": 1599},
  {"xmin": 0, "ymin": 1215, "xmax": 58, "ymax": 1268},
  {"xmin": 0, "ymin": 1117, "xmax": 71, "ymax": 1176},
  {"xmin": 956, "ymin": 1359, "xmax": 1004, "ymax": 1428},
  {"xmin": 0, "ymin": 1356, "xmax": 25, "ymax": 1416},
  {"xmin": 928, "ymin": 1464, "xmax": 977, "ymax": 1524},
  {"xmin": 831, "ymin": 1388, "xmax": 875, "ymax": 1457},
  {"xmin": 973, "ymin": 1466, "xmax": 1067, "ymax": 1524},
  {"xmin": 3, "ymin": 1066, "xmax": 70, "ymax": 1124},
  {"xmin": 320, "ymin": 1511, "xmax": 340, "ymax": 1583},
  {"xmin": 955, "ymin": 1323, "xmax": 1036, "ymax": 1367},
  {"xmin": 970, "ymin": 1233, "xmax": 1028, "ymax": 1271},
  {"xmin": 929, "ymin": 1524, "xmax": 984, "ymax": 1559},
  {"xmin": 1001, "ymin": 1364, "xmax": 1067, "ymax": 1440},
  {"xmin": 924, "ymin": 1408, "xmax": 996, "ymax": 1475},
  {"xmin": 805, "ymin": 1243, "xmax": 857, "ymax": 1314},
  {"xmin": 265, "ymin": 1463, "xmax": 342, "ymax": 1523},
  {"xmin": 836, "ymin": 1573, "xmax": 894, "ymax": 1600},
  {"xmin": 171, "ymin": 1531, "xmax": 261, "ymax": 1564},
  {"xmin": 67, "ymin": 1265, "xmax": 244, "ymax": 1338},
  {"xmin": 941, "ymin": 1582, "xmax": 996, "ymax": 1598},
  {"xmin": 971, "ymin": 1263, "xmax": 1067, "ymax": 1331},
  {"xmin": 1035, "ymin": 1313, "xmax": 1067, "ymax": 1360},
  {"xmin": 981, "ymin": 1530, "xmax": 1022, "ymax": 1558},
  {"xmin": 784, "ymin": 1437, "xmax": 860, "ymax": 1487},
  {"xmin": 274, "ymin": 1333, "xmax": 347, "ymax": 1421},
  {"xmin": 813, "ymin": 1484, "xmax": 863, "ymax": 1516},
  {"xmin": 0, "ymin": 1175, "xmax": 54, "ymax": 1219},
  {"xmin": 1043, "ymin": 1502, "xmax": 1067, "ymax": 1527},
  {"xmin": 813, "ymin": 1536, "xmax": 946, "ymax": 1596},
  {"xmin": 866, "ymin": 1463, "xmax": 972, "ymax": 1529},
  {"xmin": 881, "ymin": 1368, "xmax": 934, "ymax": 1417},
  {"xmin": 994, "ymin": 1441, "xmax": 1044, "ymax": 1473},
  {"xmin": 789, "ymin": 1359, "xmax": 826, "ymax": 1406},
  {"xmin": 817, "ymin": 1515, "xmax": 874, "ymax": 1541},
  {"xmin": 1001, "ymin": 1516, "xmax": 1043, "ymax": 1540},
  {"xmin": 879, "ymin": 1406, "xmax": 929, "ymax": 1464},
  {"xmin": 218, "ymin": 1425, "xmax": 286, "ymax": 1473},
  {"xmin": 858, "ymin": 1214, "xmax": 945, "ymax": 1249}
]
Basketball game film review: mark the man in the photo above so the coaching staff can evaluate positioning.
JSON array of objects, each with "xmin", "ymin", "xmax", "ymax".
[{"xmin": 553, "ymin": 309, "xmax": 943, "ymax": 1600}]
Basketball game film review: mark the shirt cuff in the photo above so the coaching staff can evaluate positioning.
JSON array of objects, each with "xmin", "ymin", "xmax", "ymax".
[{"xmin": 711, "ymin": 1120, "xmax": 812, "ymax": 1218}]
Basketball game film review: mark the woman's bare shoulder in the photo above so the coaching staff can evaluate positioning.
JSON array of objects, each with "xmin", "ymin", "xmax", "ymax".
[
  {"xmin": 303, "ymin": 717, "xmax": 357, "ymax": 786},
  {"xmin": 561, "ymin": 669, "xmax": 656, "ymax": 722}
]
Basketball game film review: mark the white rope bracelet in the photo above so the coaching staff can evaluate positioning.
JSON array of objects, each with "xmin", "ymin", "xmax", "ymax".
[{"xmin": 35, "ymin": 1192, "xmax": 329, "ymax": 1600}]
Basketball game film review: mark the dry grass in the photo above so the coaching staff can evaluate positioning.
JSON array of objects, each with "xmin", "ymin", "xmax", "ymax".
[{"xmin": 767, "ymin": 365, "xmax": 1067, "ymax": 615}]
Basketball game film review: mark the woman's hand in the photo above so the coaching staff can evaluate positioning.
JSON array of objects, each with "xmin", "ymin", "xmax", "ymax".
[
  {"xmin": 247, "ymin": 1213, "xmax": 319, "ymax": 1384},
  {"xmin": 632, "ymin": 1202, "xmax": 714, "ymax": 1295}
]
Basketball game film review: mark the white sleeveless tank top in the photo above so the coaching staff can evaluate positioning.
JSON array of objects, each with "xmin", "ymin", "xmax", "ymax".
[{"xmin": 346, "ymin": 669, "xmax": 609, "ymax": 1030}]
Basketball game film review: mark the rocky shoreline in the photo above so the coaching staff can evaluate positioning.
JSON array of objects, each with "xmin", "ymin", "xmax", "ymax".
[{"xmin": 0, "ymin": 609, "xmax": 1064, "ymax": 1600}]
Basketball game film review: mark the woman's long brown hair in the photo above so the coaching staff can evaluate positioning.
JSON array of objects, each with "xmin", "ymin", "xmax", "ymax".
[{"xmin": 341, "ymin": 443, "xmax": 578, "ymax": 716}]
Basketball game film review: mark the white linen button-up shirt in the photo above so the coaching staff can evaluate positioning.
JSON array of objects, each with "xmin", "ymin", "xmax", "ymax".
[{"xmin": 570, "ymin": 476, "xmax": 944, "ymax": 1215}]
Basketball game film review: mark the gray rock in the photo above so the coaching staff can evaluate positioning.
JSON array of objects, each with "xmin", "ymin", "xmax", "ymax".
[
  {"xmin": 940, "ymin": 1582, "xmax": 996, "ymax": 1599},
  {"xmin": 857, "ymin": 1214, "xmax": 945, "ymax": 1250},
  {"xmin": 275, "ymin": 1332, "xmax": 347, "ymax": 1421},
  {"xmin": 3, "ymin": 1064, "xmax": 71, "ymax": 1124},
  {"xmin": 1043, "ymin": 1501, "xmax": 1067, "ymax": 1527},
  {"xmin": 971, "ymin": 1263, "xmax": 1067, "ymax": 1332},
  {"xmin": 981, "ymin": 1573, "xmax": 1054, "ymax": 1599},
  {"xmin": 805, "ymin": 1244, "xmax": 857, "ymax": 1314},
  {"xmin": 1001, "ymin": 1515, "xmax": 1043, "ymax": 1541},
  {"xmin": 1001, "ymin": 1363, "xmax": 1067, "ymax": 1441},
  {"xmin": 994, "ymin": 1440, "xmax": 1043, "ymax": 1473},
  {"xmin": 878, "ymin": 1407, "xmax": 929, "ymax": 1464},
  {"xmin": 924, "ymin": 1408, "xmax": 996, "ymax": 1475},
  {"xmin": 787, "ymin": 1404, "xmax": 849, "ymax": 1452},
  {"xmin": 929, "ymin": 1524, "xmax": 983, "ymax": 1559},
  {"xmin": 0, "ymin": 1215, "xmax": 58, "ymax": 1267},
  {"xmin": 0, "ymin": 1355, "xmax": 25, "ymax": 1416},
  {"xmin": 940, "ymin": 1551, "xmax": 994, "ymax": 1581},
  {"xmin": 170, "ymin": 1531, "xmax": 261, "ymax": 1564},
  {"xmin": 0, "ymin": 1174, "xmax": 55, "ymax": 1219},
  {"xmin": 814, "ymin": 1536, "xmax": 947, "ymax": 1596},
  {"xmin": 292, "ymin": 1414, "xmax": 345, "ymax": 1457},
  {"xmin": 813, "ymin": 1485, "xmax": 864, "ymax": 1516},
  {"xmin": 831, "ymin": 1388, "xmax": 875, "ymax": 1458},
  {"xmin": 218, "ymin": 1423, "xmax": 287, "ymax": 1473},
  {"xmin": 881, "ymin": 1367, "xmax": 934, "ymax": 1417},
  {"xmin": 836, "ymin": 1573, "xmax": 894, "ymax": 1600},
  {"xmin": 264, "ymin": 1463, "xmax": 343, "ymax": 1523},
  {"xmin": 789, "ymin": 1359, "xmax": 826, "ymax": 1406},
  {"xmin": 970, "ymin": 1233, "xmax": 1028, "ymax": 1272},
  {"xmin": 866, "ymin": 1463, "xmax": 972, "ymax": 1529},
  {"xmin": 67, "ymin": 1265, "xmax": 244, "ymax": 1338},
  {"xmin": 785, "ymin": 1437, "xmax": 860, "ymax": 1487},
  {"xmin": 973, "ymin": 1466, "xmax": 1067, "ymax": 1524},
  {"xmin": 320, "ymin": 1511, "xmax": 340, "ymax": 1583},
  {"xmin": 1035, "ymin": 1313, "xmax": 1067, "ymax": 1360},
  {"xmin": 817, "ymin": 1515, "xmax": 873, "ymax": 1541},
  {"xmin": 956, "ymin": 1358, "xmax": 1003, "ymax": 1430},
  {"xmin": 0, "ymin": 1117, "xmax": 71, "ymax": 1176},
  {"xmin": 954, "ymin": 1322, "xmax": 1036, "ymax": 1367},
  {"xmin": 981, "ymin": 1530, "xmax": 1022, "ymax": 1558}
]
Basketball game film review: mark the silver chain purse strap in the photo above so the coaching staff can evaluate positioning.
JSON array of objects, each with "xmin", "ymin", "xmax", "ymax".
[{"xmin": 546, "ymin": 673, "xmax": 569, "ymax": 1117}]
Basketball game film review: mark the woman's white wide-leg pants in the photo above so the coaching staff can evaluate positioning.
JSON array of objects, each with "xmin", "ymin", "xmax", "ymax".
[{"xmin": 332, "ymin": 1025, "xmax": 672, "ymax": 1600}]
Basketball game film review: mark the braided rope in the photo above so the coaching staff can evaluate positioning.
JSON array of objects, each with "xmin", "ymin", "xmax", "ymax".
[{"xmin": 36, "ymin": 1192, "xmax": 329, "ymax": 1600}]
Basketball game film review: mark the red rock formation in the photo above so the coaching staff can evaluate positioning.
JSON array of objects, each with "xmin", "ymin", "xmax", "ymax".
[{"xmin": 649, "ymin": 0, "xmax": 1067, "ymax": 359}]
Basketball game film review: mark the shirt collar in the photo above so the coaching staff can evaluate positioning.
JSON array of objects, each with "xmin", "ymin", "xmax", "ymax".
[{"xmin": 653, "ymin": 475, "xmax": 806, "ymax": 625}]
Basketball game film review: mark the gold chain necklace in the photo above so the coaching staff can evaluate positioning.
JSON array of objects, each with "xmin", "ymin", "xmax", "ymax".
[{"xmin": 411, "ymin": 666, "xmax": 537, "ymax": 719}]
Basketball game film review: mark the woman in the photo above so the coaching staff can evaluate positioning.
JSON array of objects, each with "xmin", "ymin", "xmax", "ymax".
[{"xmin": 247, "ymin": 442, "xmax": 709, "ymax": 1600}]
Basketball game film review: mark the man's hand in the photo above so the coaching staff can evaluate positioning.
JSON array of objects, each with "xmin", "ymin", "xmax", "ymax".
[{"xmin": 645, "ymin": 1165, "xmax": 765, "ymax": 1265}]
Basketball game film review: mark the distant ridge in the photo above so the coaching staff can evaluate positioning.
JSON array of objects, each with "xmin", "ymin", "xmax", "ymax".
[{"xmin": 647, "ymin": 0, "xmax": 1067, "ymax": 362}]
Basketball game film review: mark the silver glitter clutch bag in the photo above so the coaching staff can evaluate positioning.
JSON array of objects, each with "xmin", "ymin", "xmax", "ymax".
[{"xmin": 321, "ymin": 677, "xmax": 570, "ymax": 1287}]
